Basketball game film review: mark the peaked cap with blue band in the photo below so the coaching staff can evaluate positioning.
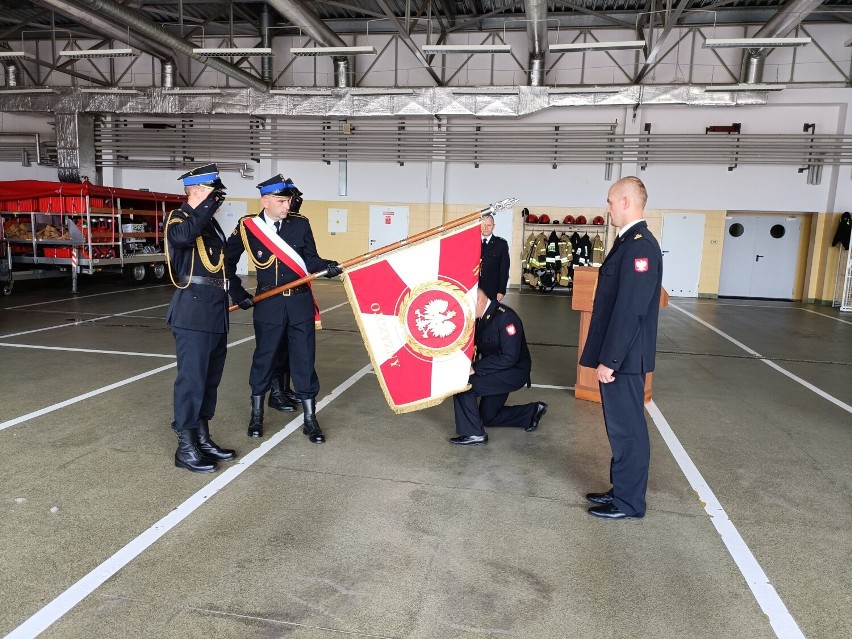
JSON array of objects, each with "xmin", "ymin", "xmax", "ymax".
[
  {"xmin": 257, "ymin": 174, "xmax": 302, "ymax": 197},
  {"xmin": 178, "ymin": 163, "xmax": 226, "ymax": 189}
]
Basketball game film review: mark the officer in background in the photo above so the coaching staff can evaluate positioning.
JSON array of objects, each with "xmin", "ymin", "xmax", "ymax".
[
  {"xmin": 580, "ymin": 176, "xmax": 662, "ymax": 519},
  {"xmin": 450, "ymin": 288, "xmax": 548, "ymax": 445},
  {"xmin": 165, "ymin": 163, "xmax": 237, "ymax": 474},
  {"xmin": 479, "ymin": 214, "xmax": 510, "ymax": 301},
  {"xmin": 225, "ymin": 175, "xmax": 342, "ymax": 443}
]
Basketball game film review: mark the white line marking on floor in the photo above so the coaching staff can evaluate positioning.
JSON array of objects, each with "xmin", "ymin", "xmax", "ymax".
[
  {"xmin": 646, "ymin": 400, "xmax": 805, "ymax": 639},
  {"xmin": 0, "ymin": 335, "xmax": 256, "ymax": 433},
  {"xmin": 799, "ymin": 308, "xmax": 852, "ymax": 325},
  {"xmin": 0, "ymin": 343, "xmax": 176, "ymax": 358},
  {"xmin": 530, "ymin": 383, "xmax": 573, "ymax": 390},
  {"xmin": 3, "ymin": 364, "xmax": 374, "ymax": 639},
  {"xmin": 320, "ymin": 300, "xmax": 351, "ymax": 313},
  {"xmin": 687, "ymin": 300, "xmax": 852, "ymax": 325},
  {"xmin": 670, "ymin": 303, "xmax": 852, "ymax": 415},
  {"xmin": 0, "ymin": 299, "xmax": 349, "ymax": 433},
  {"xmin": 4, "ymin": 285, "xmax": 170, "ymax": 309},
  {"xmin": 0, "ymin": 304, "xmax": 169, "ymax": 339}
]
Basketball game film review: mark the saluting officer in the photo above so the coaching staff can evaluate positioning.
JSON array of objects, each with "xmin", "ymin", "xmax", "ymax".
[
  {"xmin": 450, "ymin": 288, "xmax": 548, "ymax": 445},
  {"xmin": 580, "ymin": 176, "xmax": 662, "ymax": 520},
  {"xmin": 225, "ymin": 175, "xmax": 342, "ymax": 443},
  {"xmin": 479, "ymin": 214, "xmax": 510, "ymax": 301},
  {"xmin": 165, "ymin": 163, "xmax": 236, "ymax": 474}
]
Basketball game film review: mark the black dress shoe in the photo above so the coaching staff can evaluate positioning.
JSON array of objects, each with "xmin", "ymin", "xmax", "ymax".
[
  {"xmin": 449, "ymin": 434, "xmax": 488, "ymax": 445},
  {"xmin": 586, "ymin": 491, "xmax": 614, "ymax": 505},
  {"xmin": 588, "ymin": 503, "xmax": 643, "ymax": 519},
  {"xmin": 526, "ymin": 402, "xmax": 548, "ymax": 432}
]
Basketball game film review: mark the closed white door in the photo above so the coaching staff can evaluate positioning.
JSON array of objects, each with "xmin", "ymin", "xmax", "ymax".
[
  {"xmin": 661, "ymin": 213, "xmax": 705, "ymax": 297},
  {"xmin": 215, "ymin": 201, "xmax": 248, "ymax": 274},
  {"xmin": 719, "ymin": 214, "xmax": 801, "ymax": 299},
  {"xmin": 369, "ymin": 205, "xmax": 409, "ymax": 251}
]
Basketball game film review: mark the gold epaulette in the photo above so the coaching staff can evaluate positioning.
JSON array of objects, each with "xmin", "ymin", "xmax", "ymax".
[{"xmin": 634, "ymin": 233, "xmax": 643, "ymax": 240}]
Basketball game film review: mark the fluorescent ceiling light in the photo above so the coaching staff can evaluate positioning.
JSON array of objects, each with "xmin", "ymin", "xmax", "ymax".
[
  {"xmin": 0, "ymin": 51, "xmax": 32, "ymax": 59},
  {"xmin": 270, "ymin": 88, "xmax": 334, "ymax": 95},
  {"xmin": 451, "ymin": 87, "xmax": 518, "ymax": 95},
  {"xmin": 549, "ymin": 86, "xmax": 623, "ymax": 94},
  {"xmin": 350, "ymin": 87, "xmax": 414, "ymax": 95},
  {"xmin": 290, "ymin": 46, "xmax": 376, "ymax": 56},
  {"xmin": 704, "ymin": 83, "xmax": 786, "ymax": 92},
  {"xmin": 549, "ymin": 40, "xmax": 645, "ymax": 52},
  {"xmin": 81, "ymin": 87, "xmax": 140, "ymax": 94},
  {"xmin": 192, "ymin": 47, "xmax": 273, "ymax": 57},
  {"xmin": 0, "ymin": 87, "xmax": 55, "ymax": 94},
  {"xmin": 423, "ymin": 44, "xmax": 511, "ymax": 54},
  {"xmin": 60, "ymin": 48, "xmax": 135, "ymax": 58},
  {"xmin": 162, "ymin": 88, "xmax": 222, "ymax": 95},
  {"xmin": 703, "ymin": 37, "xmax": 811, "ymax": 48}
]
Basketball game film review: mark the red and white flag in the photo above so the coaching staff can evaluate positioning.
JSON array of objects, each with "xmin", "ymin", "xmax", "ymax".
[{"xmin": 343, "ymin": 221, "xmax": 481, "ymax": 413}]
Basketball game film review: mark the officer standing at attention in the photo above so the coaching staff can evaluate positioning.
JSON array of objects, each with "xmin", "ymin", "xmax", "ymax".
[
  {"xmin": 451, "ymin": 288, "xmax": 548, "ymax": 445},
  {"xmin": 225, "ymin": 175, "xmax": 342, "ymax": 443},
  {"xmin": 479, "ymin": 214, "xmax": 510, "ymax": 301},
  {"xmin": 580, "ymin": 176, "xmax": 662, "ymax": 519},
  {"xmin": 165, "ymin": 163, "xmax": 237, "ymax": 474}
]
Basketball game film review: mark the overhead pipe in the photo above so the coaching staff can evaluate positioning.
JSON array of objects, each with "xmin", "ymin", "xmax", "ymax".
[
  {"xmin": 260, "ymin": 4, "xmax": 273, "ymax": 83},
  {"xmin": 741, "ymin": 0, "xmax": 822, "ymax": 84},
  {"xmin": 31, "ymin": 0, "xmax": 177, "ymax": 79},
  {"xmin": 68, "ymin": 0, "xmax": 269, "ymax": 92},
  {"xmin": 161, "ymin": 60, "xmax": 175, "ymax": 88},
  {"xmin": 265, "ymin": 0, "xmax": 353, "ymax": 87},
  {"xmin": 524, "ymin": 0, "xmax": 548, "ymax": 86}
]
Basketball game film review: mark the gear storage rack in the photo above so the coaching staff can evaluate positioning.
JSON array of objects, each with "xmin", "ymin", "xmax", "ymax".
[
  {"xmin": 521, "ymin": 219, "xmax": 609, "ymax": 294},
  {"xmin": 0, "ymin": 180, "xmax": 184, "ymax": 295}
]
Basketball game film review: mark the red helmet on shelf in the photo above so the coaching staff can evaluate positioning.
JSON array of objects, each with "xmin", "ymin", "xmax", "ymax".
[
  {"xmin": 563, "ymin": 215, "xmax": 575, "ymax": 225},
  {"xmin": 539, "ymin": 214, "xmax": 551, "ymax": 224},
  {"xmin": 527, "ymin": 213, "xmax": 539, "ymax": 223},
  {"xmin": 575, "ymin": 215, "xmax": 587, "ymax": 225},
  {"xmin": 593, "ymin": 215, "xmax": 606, "ymax": 225}
]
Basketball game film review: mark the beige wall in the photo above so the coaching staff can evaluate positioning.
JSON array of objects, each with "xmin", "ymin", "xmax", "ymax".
[{"xmin": 245, "ymin": 199, "xmax": 846, "ymax": 305}]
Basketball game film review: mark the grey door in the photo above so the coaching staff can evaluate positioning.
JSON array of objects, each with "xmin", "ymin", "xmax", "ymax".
[{"xmin": 719, "ymin": 214, "xmax": 802, "ymax": 299}]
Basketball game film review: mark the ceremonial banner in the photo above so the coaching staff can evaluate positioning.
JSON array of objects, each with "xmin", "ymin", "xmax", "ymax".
[{"xmin": 344, "ymin": 221, "xmax": 481, "ymax": 413}]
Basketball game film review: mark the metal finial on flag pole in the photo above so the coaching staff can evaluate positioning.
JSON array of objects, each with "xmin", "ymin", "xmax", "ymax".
[{"xmin": 228, "ymin": 196, "xmax": 518, "ymax": 312}]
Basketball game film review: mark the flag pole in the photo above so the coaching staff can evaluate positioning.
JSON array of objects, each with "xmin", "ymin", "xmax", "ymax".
[{"xmin": 227, "ymin": 197, "xmax": 517, "ymax": 313}]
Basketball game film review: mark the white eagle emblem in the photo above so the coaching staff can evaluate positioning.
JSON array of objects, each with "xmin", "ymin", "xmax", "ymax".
[{"xmin": 414, "ymin": 298, "xmax": 457, "ymax": 339}]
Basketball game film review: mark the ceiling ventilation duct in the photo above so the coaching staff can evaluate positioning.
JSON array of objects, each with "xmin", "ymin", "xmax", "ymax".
[
  {"xmin": 67, "ymin": 0, "xmax": 268, "ymax": 92},
  {"xmin": 265, "ymin": 0, "xmax": 354, "ymax": 87},
  {"xmin": 524, "ymin": 0, "xmax": 548, "ymax": 86},
  {"xmin": 4, "ymin": 62, "xmax": 19, "ymax": 87},
  {"xmin": 741, "ymin": 0, "xmax": 822, "ymax": 84},
  {"xmin": 32, "ymin": 0, "xmax": 176, "ymax": 81}
]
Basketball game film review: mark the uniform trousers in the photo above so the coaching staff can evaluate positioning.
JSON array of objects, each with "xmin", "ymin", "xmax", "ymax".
[
  {"xmin": 454, "ymin": 371, "xmax": 535, "ymax": 436},
  {"xmin": 171, "ymin": 327, "xmax": 228, "ymax": 432},
  {"xmin": 599, "ymin": 372, "xmax": 650, "ymax": 517},
  {"xmin": 249, "ymin": 318, "xmax": 319, "ymax": 399}
]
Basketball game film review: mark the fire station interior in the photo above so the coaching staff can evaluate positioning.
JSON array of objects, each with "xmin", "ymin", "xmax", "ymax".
[{"xmin": 1, "ymin": 1, "xmax": 852, "ymax": 638}]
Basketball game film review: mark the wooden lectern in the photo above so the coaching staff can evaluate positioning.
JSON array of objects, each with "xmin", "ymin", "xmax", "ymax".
[{"xmin": 571, "ymin": 266, "xmax": 669, "ymax": 404}]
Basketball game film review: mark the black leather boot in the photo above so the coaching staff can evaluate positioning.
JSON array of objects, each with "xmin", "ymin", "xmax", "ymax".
[
  {"xmin": 175, "ymin": 429, "xmax": 216, "ymax": 473},
  {"xmin": 281, "ymin": 372, "xmax": 299, "ymax": 409},
  {"xmin": 197, "ymin": 420, "xmax": 236, "ymax": 461},
  {"xmin": 301, "ymin": 398, "xmax": 325, "ymax": 444},
  {"xmin": 268, "ymin": 376, "xmax": 297, "ymax": 412},
  {"xmin": 248, "ymin": 394, "xmax": 264, "ymax": 438}
]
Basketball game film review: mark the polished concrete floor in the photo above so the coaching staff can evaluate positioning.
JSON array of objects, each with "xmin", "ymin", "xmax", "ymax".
[{"xmin": 1, "ymin": 275, "xmax": 850, "ymax": 639}]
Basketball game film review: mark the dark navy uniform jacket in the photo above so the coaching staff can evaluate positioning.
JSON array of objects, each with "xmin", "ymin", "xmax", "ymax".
[
  {"xmin": 473, "ymin": 301, "xmax": 532, "ymax": 389},
  {"xmin": 479, "ymin": 235, "xmax": 510, "ymax": 299},
  {"xmin": 225, "ymin": 212, "xmax": 332, "ymax": 326},
  {"xmin": 165, "ymin": 200, "xmax": 229, "ymax": 334},
  {"xmin": 579, "ymin": 220, "xmax": 662, "ymax": 374}
]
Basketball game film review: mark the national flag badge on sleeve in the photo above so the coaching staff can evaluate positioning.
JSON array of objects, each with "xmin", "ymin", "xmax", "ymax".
[
  {"xmin": 505, "ymin": 323, "xmax": 516, "ymax": 336},
  {"xmin": 634, "ymin": 258, "xmax": 649, "ymax": 272}
]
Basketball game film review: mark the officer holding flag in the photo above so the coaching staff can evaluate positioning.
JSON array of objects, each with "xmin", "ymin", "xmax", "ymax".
[{"xmin": 225, "ymin": 175, "xmax": 342, "ymax": 444}]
